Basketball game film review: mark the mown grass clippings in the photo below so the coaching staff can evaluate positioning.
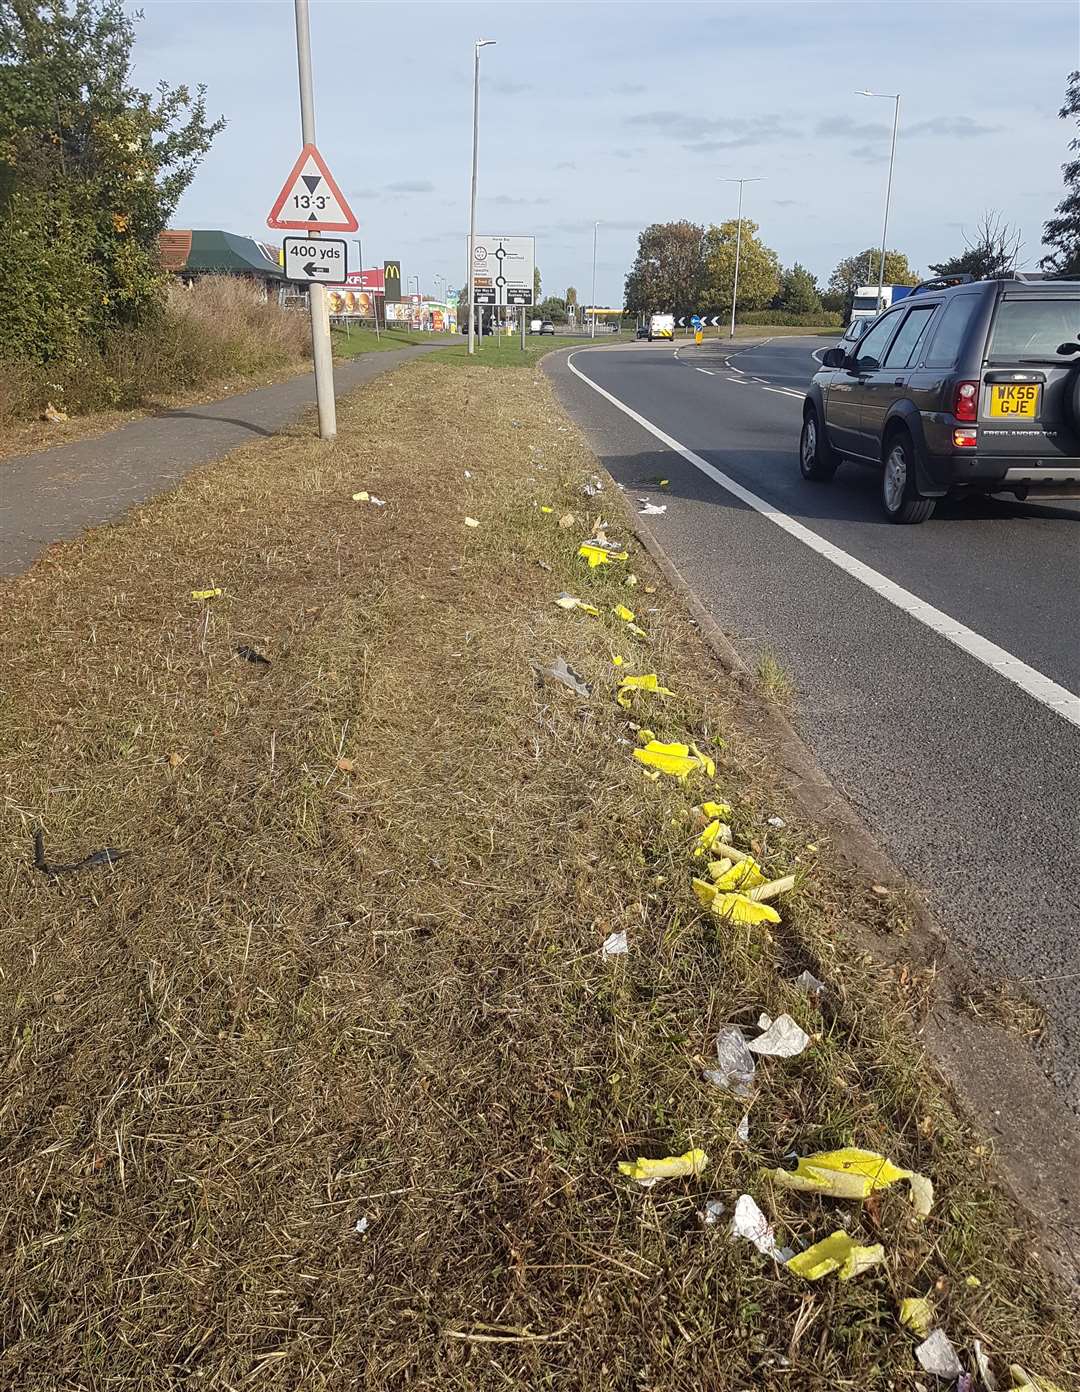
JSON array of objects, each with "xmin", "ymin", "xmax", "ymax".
[{"xmin": 0, "ymin": 358, "xmax": 1075, "ymax": 1389}]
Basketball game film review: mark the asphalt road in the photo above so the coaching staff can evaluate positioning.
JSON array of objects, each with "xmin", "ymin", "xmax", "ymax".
[{"xmin": 547, "ymin": 336, "xmax": 1080, "ymax": 1111}]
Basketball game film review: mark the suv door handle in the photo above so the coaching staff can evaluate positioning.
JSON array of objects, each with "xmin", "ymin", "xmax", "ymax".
[{"xmin": 893, "ymin": 377, "xmax": 904, "ymax": 386}]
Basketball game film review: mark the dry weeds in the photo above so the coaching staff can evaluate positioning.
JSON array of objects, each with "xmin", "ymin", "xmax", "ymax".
[{"xmin": 0, "ymin": 360, "xmax": 1075, "ymax": 1389}]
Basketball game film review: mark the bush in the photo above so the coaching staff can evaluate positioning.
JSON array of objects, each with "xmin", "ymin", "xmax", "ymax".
[
  {"xmin": 738, "ymin": 309, "xmax": 842, "ymax": 327},
  {"xmin": 0, "ymin": 277, "xmax": 310, "ymax": 425}
]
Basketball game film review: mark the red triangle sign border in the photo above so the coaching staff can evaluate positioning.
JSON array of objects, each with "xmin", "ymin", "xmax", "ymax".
[{"xmin": 267, "ymin": 143, "xmax": 358, "ymax": 233}]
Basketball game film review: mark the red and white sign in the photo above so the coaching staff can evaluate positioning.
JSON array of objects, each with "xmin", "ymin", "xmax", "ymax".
[{"xmin": 267, "ymin": 143, "xmax": 357, "ymax": 233}]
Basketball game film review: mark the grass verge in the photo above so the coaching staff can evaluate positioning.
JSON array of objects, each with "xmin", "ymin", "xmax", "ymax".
[
  {"xmin": 0, "ymin": 357, "xmax": 1075, "ymax": 1388},
  {"xmin": 329, "ymin": 325, "xmax": 433, "ymax": 357},
  {"xmin": 424, "ymin": 334, "xmax": 605, "ymax": 368}
]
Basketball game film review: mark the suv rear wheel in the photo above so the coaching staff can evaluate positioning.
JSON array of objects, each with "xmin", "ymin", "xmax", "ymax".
[
  {"xmin": 881, "ymin": 431, "xmax": 935, "ymax": 524},
  {"xmin": 799, "ymin": 407, "xmax": 837, "ymax": 481}
]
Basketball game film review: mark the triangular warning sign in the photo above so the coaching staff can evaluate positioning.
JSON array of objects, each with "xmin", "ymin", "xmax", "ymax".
[{"xmin": 267, "ymin": 143, "xmax": 357, "ymax": 232}]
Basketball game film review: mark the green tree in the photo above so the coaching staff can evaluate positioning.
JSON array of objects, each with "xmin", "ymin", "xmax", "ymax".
[
  {"xmin": 565, "ymin": 285, "xmax": 577, "ymax": 307},
  {"xmin": 539, "ymin": 295, "xmax": 566, "ymax": 322},
  {"xmin": 701, "ymin": 219, "xmax": 780, "ymax": 315},
  {"xmin": 533, "ymin": 264, "xmax": 541, "ymax": 304},
  {"xmin": 623, "ymin": 220, "xmax": 705, "ymax": 318},
  {"xmin": 0, "ymin": 0, "xmax": 224, "ymax": 363},
  {"xmin": 930, "ymin": 210, "xmax": 1021, "ymax": 281},
  {"xmin": 1042, "ymin": 71, "xmax": 1080, "ymax": 275},
  {"xmin": 777, "ymin": 262, "xmax": 822, "ymax": 316},
  {"xmin": 828, "ymin": 248, "xmax": 918, "ymax": 315}
]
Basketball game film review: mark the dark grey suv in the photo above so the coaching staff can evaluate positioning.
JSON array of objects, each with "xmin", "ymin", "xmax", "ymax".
[{"xmin": 800, "ymin": 274, "xmax": 1080, "ymax": 523}]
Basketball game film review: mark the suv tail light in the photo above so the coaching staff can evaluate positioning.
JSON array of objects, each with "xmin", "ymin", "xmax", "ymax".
[{"xmin": 953, "ymin": 381, "xmax": 978, "ymax": 422}]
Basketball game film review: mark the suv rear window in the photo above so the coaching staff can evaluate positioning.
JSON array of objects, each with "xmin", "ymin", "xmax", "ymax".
[
  {"xmin": 987, "ymin": 298, "xmax": 1080, "ymax": 362},
  {"xmin": 923, "ymin": 294, "xmax": 979, "ymax": 368}
]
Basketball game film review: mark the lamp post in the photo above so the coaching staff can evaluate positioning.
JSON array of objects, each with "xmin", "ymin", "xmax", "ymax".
[
  {"xmin": 857, "ymin": 89, "xmax": 901, "ymax": 312},
  {"xmin": 721, "ymin": 177, "xmax": 763, "ymax": 339},
  {"xmin": 467, "ymin": 38, "xmax": 496, "ymax": 355},
  {"xmin": 590, "ymin": 220, "xmax": 600, "ymax": 339}
]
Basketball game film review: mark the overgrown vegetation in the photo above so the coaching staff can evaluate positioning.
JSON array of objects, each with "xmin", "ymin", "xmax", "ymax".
[
  {"xmin": 0, "ymin": 276, "xmax": 310, "ymax": 424},
  {"xmin": 0, "ymin": 0, "xmax": 224, "ymax": 365},
  {"xmin": 0, "ymin": 357, "xmax": 1075, "ymax": 1388}
]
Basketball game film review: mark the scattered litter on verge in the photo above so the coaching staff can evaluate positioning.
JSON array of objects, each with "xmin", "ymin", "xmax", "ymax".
[
  {"xmin": 1007, "ymin": 1369, "xmax": 1066, "ymax": 1392},
  {"xmin": 766, "ymin": 1147, "xmax": 934, "ymax": 1216},
  {"xmin": 584, "ymin": 475, "xmax": 605, "ymax": 496},
  {"xmin": 167, "ymin": 752, "xmax": 186, "ymax": 768},
  {"xmin": 767, "ymin": 815, "xmax": 786, "ymax": 828},
  {"xmin": 602, "ymin": 929, "xmax": 628, "ymax": 957},
  {"xmin": 616, "ymin": 673, "xmax": 675, "ymax": 709},
  {"xmin": 337, "ymin": 758, "xmax": 356, "ymax": 775},
  {"xmin": 658, "ymin": 478, "xmax": 669, "ymax": 488},
  {"xmin": 702, "ymin": 1199, "xmax": 725, "ymax": 1226},
  {"xmin": 612, "ymin": 603, "xmax": 636, "ymax": 622},
  {"xmin": 464, "ymin": 517, "xmax": 480, "ymax": 528},
  {"xmin": 43, "ymin": 402, "xmax": 69, "ymax": 423},
  {"xmin": 534, "ymin": 657, "xmax": 591, "ymax": 699},
  {"xmin": 703, "ymin": 1025, "xmax": 756, "ymax": 1098},
  {"xmin": 701, "ymin": 886, "xmax": 782, "ymax": 926},
  {"xmin": 559, "ymin": 512, "xmax": 576, "ymax": 529},
  {"xmin": 352, "ymin": 492, "xmax": 386, "ymax": 506},
  {"xmin": 33, "ymin": 829, "xmax": 128, "ymax": 877},
  {"xmin": 237, "ymin": 645, "xmax": 271, "ymax": 666},
  {"xmin": 618, "ymin": 1149, "xmax": 708, "ymax": 1187},
  {"xmin": 736, "ymin": 1113, "xmax": 750, "ymax": 1142},
  {"xmin": 354, "ymin": 1216, "xmax": 371, "ymax": 1235},
  {"xmin": 634, "ymin": 739, "xmax": 715, "ymax": 782},
  {"xmin": 748, "ymin": 1013, "xmax": 810, "ymax": 1058},
  {"xmin": 579, "ymin": 541, "xmax": 629, "ymax": 568},
  {"xmin": 786, "ymin": 1230, "xmax": 885, "ymax": 1282},
  {"xmin": 191, "ymin": 587, "xmax": 222, "ymax": 600},
  {"xmin": 464, "ymin": 469, "xmax": 472, "ymax": 478},
  {"xmin": 915, "ymin": 1330, "xmax": 964, "ymax": 1380},
  {"xmin": 696, "ymin": 821, "xmax": 732, "ymax": 857},
  {"xmin": 899, "ymin": 1297, "xmax": 936, "ymax": 1338},
  {"xmin": 540, "ymin": 505, "xmax": 554, "ymax": 514},
  {"xmin": 639, "ymin": 502, "xmax": 667, "ymax": 516},
  {"xmin": 729, "ymin": 1194, "xmax": 782, "ymax": 1258},
  {"xmin": 709, "ymin": 856, "xmax": 766, "ymax": 891},
  {"xmin": 625, "ymin": 573, "xmax": 639, "ymax": 587},
  {"xmin": 611, "ymin": 653, "xmax": 625, "ymax": 667},
  {"xmin": 793, "ymin": 969, "xmax": 826, "ymax": 1000},
  {"xmin": 555, "ymin": 593, "xmax": 600, "ymax": 616}
]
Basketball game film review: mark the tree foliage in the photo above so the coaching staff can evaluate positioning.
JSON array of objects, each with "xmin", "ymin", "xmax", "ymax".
[
  {"xmin": 828, "ymin": 248, "xmax": 918, "ymax": 313},
  {"xmin": 539, "ymin": 295, "xmax": 566, "ymax": 322},
  {"xmin": 1042, "ymin": 70, "xmax": 1080, "ymax": 276},
  {"xmin": 930, "ymin": 210, "xmax": 1021, "ymax": 280},
  {"xmin": 0, "ymin": 0, "xmax": 224, "ymax": 362},
  {"xmin": 565, "ymin": 285, "xmax": 577, "ymax": 306},
  {"xmin": 533, "ymin": 264, "xmax": 541, "ymax": 303},
  {"xmin": 701, "ymin": 219, "xmax": 780, "ymax": 313},
  {"xmin": 623, "ymin": 221, "xmax": 705, "ymax": 318},
  {"xmin": 777, "ymin": 262, "xmax": 822, "ymax": 316}
]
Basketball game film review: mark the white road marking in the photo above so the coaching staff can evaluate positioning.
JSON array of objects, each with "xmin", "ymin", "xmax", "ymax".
[
  {"xmin": 566, "ymin": 351, "xmax": 1080, "ymax": 730},
  {"xmin": 761, "ymin": 386, "xmax": 803, "ymax": 399},
  {"xmin": 695, "ymin": 367, "xmax": 715, "ymax": 375}
]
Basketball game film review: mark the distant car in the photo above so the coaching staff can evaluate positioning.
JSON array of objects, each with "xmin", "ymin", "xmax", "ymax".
[
  {"xmin": 801, "ymin": 273, "xmax": 1080, "ymax": 523},
  {"xmin": 529, "ymin": 318, "xmax": 543, "ymax": 334},
  {"xmin": 636, "ymin": 325, "xmax": 649, "ymax": 340},
  {"xmin": 540, "ymin": 320, "xmax": 555, "ymax": 335}
]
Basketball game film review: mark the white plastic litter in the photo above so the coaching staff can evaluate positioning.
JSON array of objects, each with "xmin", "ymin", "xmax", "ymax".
[
  {"xmin": 639, "ymin": 502, "xmax": 667, "ymax": 516},
  {"xmin": 703, "ymin": 1025, "xmax": 756, "ymax": 1098},
  {"xmin": 729, "ymin": 1193, "xmax": 781, "ymax": 1258},
  {"xmin": 767, "ymin": 816, "xmax": 786, "ymax": 828},
  {"xmin": 748, "ymin": 1013, "xmax": 811, "ymax": 1058},
  {"xmin": 354, "ymin": 1216, "xmax": 370, "ymax": 1235},
  {"xmin": 736, "ymin": 1113, "xmax": 750, "ymax": 1142},
  {"xmin": 584, "ymin": 475, "xmax": 605, "ymax": 496},
  {"xmin": 793, "ymin": 970, "xmax": 826, "ymax": 999},
  {"xmin": 973, "ymin": 1341, "xmax": 998, "ymax": 1391},
  {"xmin": 464, "ymin": 469, "xmax": 472, "ymax": 478},
  {"xmin": 535, "ymin": 656, "xmax": 591, "ymax": 698},
  {"xmin": 915, "ymin": 1330, "xmax": 964, "ymax": 1380},
  {"xmin": 703, "ymin": 1199, "xmax": 725, "ymax": 1226},
  {"xmin": 602, "ymin": 930, "xmax": 628, "ymax": 957}
]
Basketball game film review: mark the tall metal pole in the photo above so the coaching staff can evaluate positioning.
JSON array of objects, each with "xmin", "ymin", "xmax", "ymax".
[
  {"xmin": 877, "ymin": 95, "xmax": 900, "ymax": 311},
  {"xmin": 468, "ymin": 40, "xmax": 495, "ymax": 355},
  {"xmin": 729, "ymin": 181, "xmax": 744, "ymax": 340},
  {"xmin": 590, "ymin": 220, "xmax": 599, "ymax": 339},
  {"xmin": 293, "ymin": 0, "xmax": 335, "ymax": 439}
]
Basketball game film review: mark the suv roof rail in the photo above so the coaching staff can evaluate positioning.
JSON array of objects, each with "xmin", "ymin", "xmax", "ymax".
[
  {"xmin": 909, "ymin": 273, "xmax": 974, "ymax": 295},
  {"xmin": 1008, "ymin": 271, "xmax": 1058, "ymax": 283}
]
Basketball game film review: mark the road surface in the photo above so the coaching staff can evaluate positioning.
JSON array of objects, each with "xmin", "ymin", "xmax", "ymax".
[{"xmin": 548, "ymin": 335, "xmax": 1080, "ymax": 1111}]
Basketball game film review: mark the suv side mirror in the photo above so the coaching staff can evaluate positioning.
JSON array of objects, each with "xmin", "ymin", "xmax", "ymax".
[{"xmin": 821, "ymin": 347, "xmax": 846, "ymax": 368}]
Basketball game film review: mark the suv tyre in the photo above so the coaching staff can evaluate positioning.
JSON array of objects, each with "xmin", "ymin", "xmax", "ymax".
[
  {"xmin": 881, "ymin": 430, "xmax": 935, "ymax": 524},
  {"xmin": 799, "ymin": 407, "xmax": 838, "ymax": 481}
]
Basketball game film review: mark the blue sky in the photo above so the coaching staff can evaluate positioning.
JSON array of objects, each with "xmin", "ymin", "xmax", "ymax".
[{"xmin": 133, "ymin": 0, "xmax": 1080, "ymax": 304}]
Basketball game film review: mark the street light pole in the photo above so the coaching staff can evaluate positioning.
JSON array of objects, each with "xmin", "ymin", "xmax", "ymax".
[
  {"xmin": 293, "ymin": 0, "xmax": 335, "ymax": 439},
  {"xmin": 858, "ymin": 89, "xmax": 901, "ymax": 312},
  {"xmin": 721, "ymin": 177, "xmax": 763, "ymax": 340},
  {"xmin": 467, "ymin": 38, "xmax": 496, "ymax": 356},
  {"xmin": 590, "ymin": 220, "xmax": 599, "ymax": 339}
]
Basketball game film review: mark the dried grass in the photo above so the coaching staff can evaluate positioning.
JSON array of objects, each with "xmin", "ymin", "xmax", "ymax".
[{"xmin": 0, "ymin": 361, "xmax": 1075, "ymax": 1388}]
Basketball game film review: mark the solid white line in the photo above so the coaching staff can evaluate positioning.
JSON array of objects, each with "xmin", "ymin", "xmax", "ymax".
[
  {"xmin": 695, "ymin": 367, "xmax": 715, "ymax": 375},
  {"xmin": 761, "ymin": 386, "xmax": 802, "ymax": 399},
  {"xmin": 565, "ymin": 351, "xmax": 1080, "ymax": 730}
]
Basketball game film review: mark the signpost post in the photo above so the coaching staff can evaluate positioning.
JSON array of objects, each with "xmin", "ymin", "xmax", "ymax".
[{"xmin": 267, "ymin": 0, "xmax": 358, "ymax": 441}]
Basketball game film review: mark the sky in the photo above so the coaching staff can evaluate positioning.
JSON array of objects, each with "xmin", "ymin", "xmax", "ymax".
[{"xmin": 132, "ymin": 0, "xmax": 1080, "ymax": 306}]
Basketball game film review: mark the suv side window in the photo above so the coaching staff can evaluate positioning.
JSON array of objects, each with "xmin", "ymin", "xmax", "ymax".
[
  {"xmin": 923, "ymin": 294, "xmax": 979, "ymax": 368},
  {"xmin": 883, "ymin": 305, "xmax": 938, "ymax": 368},
  {"xmin": 852, "ymin": 310, "xmax": 902, "ymax": 370}
]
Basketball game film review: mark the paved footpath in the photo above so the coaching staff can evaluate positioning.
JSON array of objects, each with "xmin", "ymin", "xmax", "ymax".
[{"xmin": 0, "ymin": 342, "xmax": 446, "ymax": 577}]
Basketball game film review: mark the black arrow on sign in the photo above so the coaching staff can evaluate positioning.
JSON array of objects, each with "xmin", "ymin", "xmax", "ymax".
[
  {"xmin": 304, "ymin": 261, "xmax": 330, "ymax": 276},
  {"xmin": 302, "ymin": 174, "xmax": 322, "ymax": 192}
]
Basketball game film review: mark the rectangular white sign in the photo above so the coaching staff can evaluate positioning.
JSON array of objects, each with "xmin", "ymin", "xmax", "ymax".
[
  {"xmin": 282, "ymin": 235, "xmax": 349, "ymax": 284},
  {"xmin": 469, "ymin": 234, "xmax": 535, "ymax": 306}
]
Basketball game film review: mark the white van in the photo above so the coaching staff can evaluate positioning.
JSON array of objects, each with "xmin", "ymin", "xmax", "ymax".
[
  {"xmin": 648, "ymin": 313, "xmax": 675, "ymax": 342},
  {"xmin": 529, "ymin": 318, "xmax": 543, "ymax": 334}
]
